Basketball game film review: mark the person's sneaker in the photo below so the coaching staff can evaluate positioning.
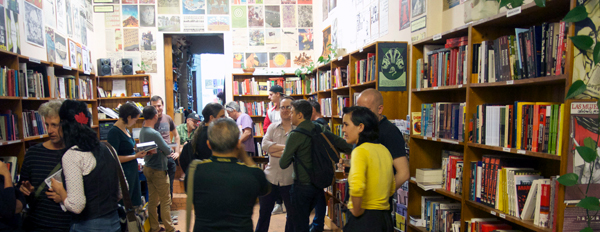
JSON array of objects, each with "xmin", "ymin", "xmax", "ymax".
[
  {"xmin": 172, "ymin": 219, "xmax": 178, "ymax": 225},
  {"xmin": 172, "ymin": 215, "xmax": 178, "ymax": 220},
  {"xmin": 272, "ymin": 203, "xmax": 284, "ymax": 215}
]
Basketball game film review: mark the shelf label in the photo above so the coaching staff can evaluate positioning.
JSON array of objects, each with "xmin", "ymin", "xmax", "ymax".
[
  {"xmin": 84, "ymin": 71, "xmax": 90, "ymax": 75},
  {"xmin": 29, "ymin": 57, "xmax": 41, "ymax": 64},
  {"xmin": 7, "ymin": 140, "xmax": 19, "ymax": 145},
  {"xmin": 40, "ymin": 135, "xmax": 43, "ymax": 138},
  {"xmin": 499, "ymin": 213, "xmax": 506, "ymax": 219},
  {"xmin": 433, "ymin": 86, "xmax": 439, "ymax": 90},
  {"xmin": 507, "ymin": 6, "xmax": 521, "ymax": 17},
  {"xmin": 338, "ymin": 56, "xmax": 343, "ymax": 61},
  {"xmin": 503, "ymin": 147, "xmax": 510, "ymax": 152},
  {"xmin": 433, "ymin": 34, "xmax": 442, "ymax": 41},
  {"xmin": 440, "ymin": 139, "xmax": 459, "ymax": 144},
  {"xmin": 517, "ymin": 149, "xmax": 526, "ymax": 154},
  {"xmin": 507, "ymin": 80, "xmax": 514, "ymax": 85},
  {"xmin": 458, "ymin": 84, "xmax": 463, "ymax": 88},
  {"xmin": 23, "ymin": 97, "xmax": 28, "ymax": 99},
  {"xmin": 359, "ymin": 48, "xmax": 364, "ymax": 53},
  {"xmin": 491, "ymin": 211, "xmax": 497, "ymax": 216},
  {"xmin": 63, "ymin": 65, "xmax": 72, "ymax": 70}
]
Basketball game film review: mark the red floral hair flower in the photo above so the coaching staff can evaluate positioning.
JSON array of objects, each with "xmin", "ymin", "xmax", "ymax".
[{"xmin": 74, "ymin": 112, "xmax": 89, "ymax": 125}]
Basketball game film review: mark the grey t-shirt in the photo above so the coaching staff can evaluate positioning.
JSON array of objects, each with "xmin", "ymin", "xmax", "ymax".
[
  {"xmin": 140, "ymin": 127, "xmax": 172, "ymax": 170},
  {"xmin": 154, "ymin": 114, "xmax": 175, "ymax": 142}
]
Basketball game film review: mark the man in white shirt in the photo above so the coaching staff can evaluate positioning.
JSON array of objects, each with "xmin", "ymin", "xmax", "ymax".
[
  {"xmin": 255, "ymin": 96, "xmax": 295, "ymax": 232},
  {"xmin": 264, "ymin": 85, "xmax": 285, "ymax": 214}
]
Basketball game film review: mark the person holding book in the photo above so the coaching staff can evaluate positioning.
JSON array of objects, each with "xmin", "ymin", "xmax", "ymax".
[
  {"xmin": 179, "ymin": 103, "xmax": 226, "ymax": 174},
  {"xmin": 255, "ymin": 96, "xmax": 295, "ymax": 232},
  {"xmin": 224, "ymin": 101, "xmax": 255, "ymax": 156},
  {"xmin": 107, "ymin": 103, "xmax": 148, "ymax": 207},
  {"xmin": 185, "ymin": 118, "xmax": 270, "ymax": 232},
  {"xmin": 49, "ymin": 100, "xmax": 123, "ymax": 231},
  {"xmin": 0, "ymin": 160, "xmax": 25, "ymax": 231},
  {"xmin": 174, "ymin": 113, "xmax": 201, "ymax": 147},
  {"xmin": 18, "ymin": 100, "xmax": 73, "ymax": 232},
  {"xmin": 140, "ymin": 106, "xmax": 176, "ymax": 232},
  {"xmin": 341, "ymin": 106, "xmax": 395, "ymax": 232},
  {"xmin": 279, "ymin": 99, "xmax": 353, "ymax": 232}
]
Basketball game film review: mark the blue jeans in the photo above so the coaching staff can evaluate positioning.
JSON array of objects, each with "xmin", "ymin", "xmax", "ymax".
[
  {"xmin": 70, "ymin": 210, "xmax": 121, "ymax": 232},
  {"xmin": 290, "ymin": 183, "xmax": 322, "ymax": 232},
  {"xmin": 309, "ymin": 191, "xmax": 326, "ymax": 231},
  {"xmin": 255, "ymin": 185, "xmax": 293, "ymax": 232}
]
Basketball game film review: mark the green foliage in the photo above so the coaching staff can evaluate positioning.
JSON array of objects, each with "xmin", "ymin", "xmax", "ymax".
[
  {"xmin": 137, "ymin": 61, "xmax": 149, "ymax": 71},
  {"xmin": 563, "ymin": 5, "xmax": 588, "ymax": 23},
  {"xmin": 571, "ymin": 36, "xmax": 594, "ymax": 50},
  {"xmin": 294, "ymin": 46, "xmax": 337, "ymax": 80},
  {"xmin": 584, "ymin": 137, "xmax": 597, "ymax": 150},
  {"xmin": 577, "ymin": 197, "xmax": 600, "ymax": 211},
  {"xmin": 576, "ymin": 146, "xmax": 598, "ymax": 163},
  {"xmin": 557, "ymin": 173, "xmax": 579, "ymax": 186},
  {"xmin": 566, "ymin": 80, "xmax": 587, "ymax": 100},
  {"xmin": 498, "ymin": 0, "xmax": 524, "ymax": 9},
  {"xmin": 534, "ymin": 0, "xmax": 545, "ymax": 7},
  {"xmin": 581, "ymin": 227, "xmax": 594, "ymax": 232},
  {"xmin": 594, "ymin": 42, "xmax": 600, "ymax": 65}
]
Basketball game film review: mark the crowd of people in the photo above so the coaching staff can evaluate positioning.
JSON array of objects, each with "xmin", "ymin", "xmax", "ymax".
[{"xmin": 0, "ymin": 86, "xmax": 408, "ymax": 232}]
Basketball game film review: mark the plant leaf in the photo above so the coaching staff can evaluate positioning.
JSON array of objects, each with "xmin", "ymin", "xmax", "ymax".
[
  {"xmin": 581, "ymin": 227, "xmax": 594, "ymax": 232},
  {"xmin": 534, "ymin": 0, "xmax": 545, "ymax": 7},
  {"xmin": 577, "ymin": 197, "xmax": 600, "ymax": 211},
  {"xmin": 498, "ymin": 0, "xmax": 511, "ymax": 9},
  {"xmin": 558, "ymin": 173, "xmax": 579, "ymax": 186},
  {"xmin": 594, "ymin": 42, "xmax": 600, "ymax": 66},
  {"xmin": 563, "ymin": 5, "xmax": 588, "ymax": 23},
  {"xmin": 584, "ymin": 137, "xmax": 598, "ymax": 150},
  {"xmin": 318, "ymin": 56, "xmax": 325, "ymax": 63},
  {"xmin": 576, "ymin": 146, "xmax": 598, "ymax": 163},
  {"xmin": 566, "ymin": 80, "xmax": 587, "ymax": 100},
  {"xmin": 571, "ymin": 36, "xmax": 594, "ymax": 51}
]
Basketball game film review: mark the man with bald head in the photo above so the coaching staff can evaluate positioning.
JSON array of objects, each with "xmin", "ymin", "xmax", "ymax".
[{"xmin": 356, "ymin": 88, "xmax": 409, "ymax": 188}]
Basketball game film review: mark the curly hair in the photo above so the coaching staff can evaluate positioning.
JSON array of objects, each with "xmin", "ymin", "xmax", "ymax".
[
  {"xmin": 38, "ymin": 100, "xmax": 64, "ymax": 117},
  {"xmin": 342, "ymin": 106, "xmax": 379, "ymax": 146},
  {"xmin": 59, "ymin": 100, "xmax": 100, "ymax": 153}
]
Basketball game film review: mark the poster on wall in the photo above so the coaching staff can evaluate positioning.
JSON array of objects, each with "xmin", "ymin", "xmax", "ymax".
[
  {"xmin": 232, "ymin": 0, "xmax": 247, "ymax": 4},
  {"xmin": 265, "ymin": 5, "xmax": 280, "ymax": 28},
  {"xmin": 411, "ymin": 16, "xmax": 425, "ymax": 32},
  {"xmin": 322, "ymin": 0, "xmax": 327, "ymax": 21},
  {"xmin": 265, "ymin": 28, "xmax": 280, "ymax": 50},
  {"xmin": 356, "ymin": 8, "xmax": 369, "ymax": 48},
  {"xmin": 140, "ymin": 0, "xmax": 154, "ymax": 4},
  {"xmin": 140, "ymin": 29, "xmax": 157, "ymax": 50},
  {"xmin": 399, "ymin": 0, "xmax": 410, "ymax": 30},
  {"xmin": 281, "ymin": 0, "xmax": 295, "ymax": 4},
  {"xmin": 412, "ymin": 0, "xmax": 425, "ymax": 18},
  {"xmin": 282, "ymin": 5, "xmax": 295, "ymax": 28},
  {"xmin": 104, "ymin": 5, "xmax": 120, "ymax": 28},
  {"xmin": 443, "ymin": 0, "xmax": 460, "ymax": 10},
  {"xmin": 114, "ymin": 28, "xmax": 123, "ymax": 51},
  {"xmin": 107, "ymin": 51, "xmax": 123, "ymax": 74},
  {"xmin": 83, "ymin": 0, "xmax": 93, "ymax": 30},
  {"xmin": 122, "ymin": 0, "xmax": 137, "ymax": 4},
  {"xmin": 245, "ymin": 52, "xmax": 268, "ymax": 68},
  {"xmin": 6, "ymin": 9, "xmax": 20, "ymax": 54},
  {"xmin": 26, "ymin": 0, "xmax": 42, "ymax": 9},
  {"xmin": 380, "ymin": 0, "xmax": 388, "ymax": 37},
  {"xmin": 141, "ymin": 51, "xmax": 157, "ymax": 73},
  {"xmin": 298, "ymin": 28, "xmax": 312, "ymax": 50},
  {"xmin": 66, "ymin": 0, "xmax": 73, "ymax": 37},
  {"xmin": 573, "ymin": 0, "xmax": 600, "ymax": 98},
  {"xmin": 370, "ymin": 3, "xmax": 378, "ymax": 41},
  {"xmin": 81, "ymin": 46, "xmax": 90, "ymax": 73},
  {"xmin": 293, "ymin": 52, "xmax": 312, "ymax": 67},
  {"xmin": 56, "ymin": 0, "xmax": 68, "ymax": 34},
  {"xmin": 233, "ymin": 52, "xmax": 244, "ymax": 68},
  {"xmin": 122, "ymin": 5, "xmax": 139, "ymax": 27},
  {"xmin": 55, "ymin": 34, "xmax": 67, "ymax": 65},
  {"xmin": 248, "ymin": 5, "xmax": 264, "ymax": 28},
  {"xmin": 139, "ymin": 5, "xmax": 155, "ymax": 27},
  {"xmin": 45, "ymin": 27, "xmax": 56, "ymax": 62},
  {"xmin": 8, "ymin": 0, "xmax": 19, "ymax": 13},
  {"xmin": 80, "ymin": 13, "xmax": 87, "ymax": 46},
  {"xmin": 183, "ymin": 15, "xmax": 205, "ymax": 32},
  {"xmin": 377, "ymin": 42, "xmax": 407, "ymax": 91},
  {"xmin": 68, "ymin": 39, "xmax": 77, "ymax": 68},
  {"xmin": 281, "ymin": 29, "xmax": 297, "ymax": 52},
  {"xmin": 249, "ymin": 29, "xmax": 264, "ymax": 46},
  {"xmin": 123, "ymin": 28, "xmax": 139, "ymax": 51},
  {"xmin": 183, "ymin": 0, "xmax": 205, "ymax": 14},
  {"xmin": 25, "ymin": 2, "xmax": 44, "ymax": 47},
  {"xmin": 207, "ymin": 16, "xmax": 229, "ymax": 31},
  {"xmin": 207, "ymin": 0, "xmax": 228, "ymax": 14},
  {"xmin": 44, "ymin": 0, "xmax": 56, "ymax": 28},
  {"xmin": 321, "ymin": 26, "xmax": 331, "ymax": 57},
  {"xmin": 269, "ymin": 52, "xmax": 291, "ymax": 68},
  {"xmin": 298, "ymin": 5, "xmax": 312, "ymax": 27},
  {"xmin": 0, "ymin": 7, "xmax": 6, "ymax": 51},
  {"xmin": 158, "ymin": 0, "xmax": 180, "ymax": 14},
  {"xmin": 298, "ymin": 0, "xmax": 311, "ymax": 4},
  {"xmin": 158, "ymin": 15, "xmax": 181, "ymax": 31},
  {"xmin": 72, "ymin": 2, "xmax": 82, "ymax": 42},
  {"xmin": 232, "ymin": 28, "xmax": 248, "ymax": 51},
  {"xmin": 231, "ymin": 6, "xmax": 246, "ymax": 28}
]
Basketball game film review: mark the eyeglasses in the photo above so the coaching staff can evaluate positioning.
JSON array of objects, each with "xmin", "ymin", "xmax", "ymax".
[{"xmin": 281, "ymin": 106, "xmax": 292, "ymax": 110}]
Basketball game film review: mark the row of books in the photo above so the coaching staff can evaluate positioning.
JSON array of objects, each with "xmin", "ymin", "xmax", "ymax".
[
  {"xmin": 326, "ymin": 199, "xmax": 348, "ymax": 228},
  {"xmin": 464, "ymin": 218, "xmax": 519, "ymax": 232},
  {"xmin": 336, "ymin": 95, "xmax": 349, "ymax": 116},
  {"xmin": 421, "ymin": 196, "xmax": 461, "ymax": 232},
  {"xmin": 0, "ymin": 110, "xmax": 18, "ymax": 141},
  {"xmin": 318, "ymin": 70, "xmax": 332, "ymax": 91},
  {"xmin": 333, "ymin": 66, "xmax": 348, "ymax": 88},
  {"xmin": 255, "ymin": 141, "xmax": 265, "ymax": 157},
  {"xmin": 333, "ymin": 124, "xmax": 343, "ymax": 138},
  {"xmin": 57, "ymin": 76, "xmax": 79, "ymax": 100},
  {"xmin": 419, "ymin": 102, "xmax": 466, "ymax": 141},
  {"xmin": 355, "ymin": 53, "xmax": 376, "ymax": 84},
  {"xmin": 22, "ymin": 110, "xmax": 47, "ymax": 138},
  {"xmin": 305, "ymin": 77, "xmax": 317, "ymax": 94},
  {"xmin": 77, "ymin": 76, "xmax": 94, "ymax": 100},
  {"xmin": 470, "ymin": 103, "xmax": 564, "ymax": 155},
  {"xmin": 394, "ymin": 181, "xmax": 409, "ymax": 231},
  {"xmin": 441, "ymin": 150, "xmax": 464, "ymax": 195},
  {"xmin": 417, "ymin": 36, "xmax": 469, "ymax": 89},
  {"xmin": 253, "ymin": 122, "xmax": 264, "ymax": 137},
  {"xmin": 233, "ymin": 77, "xmax": 294, "ymax": 96},
  {"xmin": 237, "ymin": 101, "xmax": 272, "ymax": 117},
  {"xmin": 282, "ymin": 77, "xmax": 303, "ymax": 95},
  {"xmin": 320, "ymin": 98, "xmax": 332, "ymax": 117},
  {"xmin": 473, "ymin": 22, "xmax": 568, "ymax": 83}
]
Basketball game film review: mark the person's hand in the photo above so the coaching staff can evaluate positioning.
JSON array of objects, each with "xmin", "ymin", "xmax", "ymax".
[
  {"xmin": 46, "ymin": 189, "xmax": 63, "ymax": 203},
  {"xmin": 351, "ymin": 208, "xmax": 365, "ymax": 217},
  {"xmin": 50, "ymin": 179, "xmax": 66, "ymax": 200},
  {"xmin": 169, "ymin": 151, "xmax": 180, "ymax": 160},
  {"xmin": 20, "ymin": 181, "xmax": 34, "ymax": 196},
  {"xmin": 0, "ymin": 161, "xmax": 10, "ymax": 177},
  {"xmin": 135, "ymin": 151, "xmax": 148, "ymax": 159}
]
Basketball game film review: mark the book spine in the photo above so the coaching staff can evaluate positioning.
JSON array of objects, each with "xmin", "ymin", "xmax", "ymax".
[
  {"xmin": 555, "ymin": 22, "xmax": 565, "ymax": 75},
  {"xmin": 541, "ymin": 23, "xmax": 548, "ymax": 77}
]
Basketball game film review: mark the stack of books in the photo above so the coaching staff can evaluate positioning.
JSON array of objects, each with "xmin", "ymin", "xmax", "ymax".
[
  {"xmin": 416, "ymin": 168, "xmax": 443, "ymax": 184},
  {"xmin": 98, "ymin": 106, "xmax": 119, "ymax": 119},
  {"xmin": 420, "ymin": 102, "xmax": 466, "ymax": 141},
  {"xmin": 136, "ymin": 141, "xmax": 157, "ymax": 152}
]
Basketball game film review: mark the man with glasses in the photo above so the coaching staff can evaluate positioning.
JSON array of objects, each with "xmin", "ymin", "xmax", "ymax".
[
  {"xmin": 174, "ymin": 113, "xmax": 201, "ymax": 148},
  {"xmin": 225, "ymin": 101, "xmax": 256, "ymax": 156}
]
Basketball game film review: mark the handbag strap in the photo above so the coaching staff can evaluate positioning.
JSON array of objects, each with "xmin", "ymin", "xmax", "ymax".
[
  {"xmin": 103, "ymin": 142, "xmax": 137, "ymax": 222},
  {"xmin": 34, "ymin": 163, "xmax": 62, "ymax": 199},
  {"xmin": 186, "ymin": 160, "xmax": 202, "ymax": 232}
]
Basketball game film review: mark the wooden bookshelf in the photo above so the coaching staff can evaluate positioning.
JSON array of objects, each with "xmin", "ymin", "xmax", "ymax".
[{"xmin": 407, "ymin": 1, "xmax": 573, "ymax": 231}]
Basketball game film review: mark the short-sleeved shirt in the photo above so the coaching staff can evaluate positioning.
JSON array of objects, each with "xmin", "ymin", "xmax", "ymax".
[
  {"xmin": 154, "ymin": 114, "xmax": 175, "ymax": 142},
  {"xmin": 236, "ymin": 113, "xmax": 255, "ymax": 153},
  {"xmin": 186, "ymin": 156, "xmax": 270, "ymax": 232},
  {"xmin": 175, "ymin": 123, "xmax": 192, "ymax": 144},
  {"xmin": 377, "ymin": 116, "xmax": 407, "ymax": 173}
]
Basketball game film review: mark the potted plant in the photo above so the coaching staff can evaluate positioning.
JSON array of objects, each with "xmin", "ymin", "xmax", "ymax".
[
  {"xmin": 241, "ymin": 63, "xmax": 255, "ymax": 74},
  {"xmin": 137, "ymin": 61, "xmax": 149, "ymax": 74}
]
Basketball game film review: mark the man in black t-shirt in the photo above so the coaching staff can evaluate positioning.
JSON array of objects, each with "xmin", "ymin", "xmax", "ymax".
[{"xmin": 186, "ymin": 118, "xmax": 270, "ymax": 232}]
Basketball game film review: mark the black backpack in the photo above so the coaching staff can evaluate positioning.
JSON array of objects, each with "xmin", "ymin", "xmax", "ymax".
[{"xmin": 292, "ymin": 124, "xmax": 340, "ymax": 188}]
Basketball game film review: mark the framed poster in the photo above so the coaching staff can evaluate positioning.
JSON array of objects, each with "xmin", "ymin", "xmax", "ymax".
[
  {"xmin": 321, "ymin": 26, "xmax": 331, "ymax": 58},
  {"xmin": 377, "ymin": 42, "xmax": 407, "ymax": 91}
]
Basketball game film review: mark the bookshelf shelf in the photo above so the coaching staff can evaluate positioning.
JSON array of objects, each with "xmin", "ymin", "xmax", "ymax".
[
  {"xmin": 469, "ymin": 75, "xmax": 567, "ymax": 88},
  {"xmin": 410, "ymin": 135, "xmax": 464, "ymax": 146},
  {"xmin": 22, "ymin": 97, "xmax": 57, "ymax": 101},
  {"xmin": 409, "ymin": 180, "xmax": 462, "ymax": 201},
  {"xmin": 350, "ymin": 80, "xmax": 376, "ymax": 88},
  {"xmin": 467, "ymin": 143, "xmax": 562, "ymax": 161},
  {"xmin": 407, "ymin": 224, "xmax": 428, "ymax": 232},
  {"xmin": 91, "ymin": 125, "xmax": 99, "ymax": 129},
  {"xmin": 332, "ymin": 86, "xmax": 349, "ymax": 91},
  {"xmin": 0, "ymin": 140, "xmax": 22, "ymax": 146},
  {"xmin": 290, "ymin": 94, "xmax": 304, "ymax": 97},
  {"xmin": 0, "ymin": 96, "xmax": 23, "ymax": 100},
  {"xmin": 99, "ymin": 118, "xmax": 118, "ymax": 121},
  {"xmin": 97, "ymin": 74, "xmax": 150, "ymax": 79},
  {"xmin": 98, "ymin": 96, "xmax": 151, "ymax": 100},
  {"xmin": 471, "ymin": 0, "xmax": 569, "ymax": 28},
  {"xmin": 465, "ymin": 200, "xmax": 552, "ymax": 232},
  {"xmin": 413, "ymin": 23, "xmax": 470, "ymax": 46},
  {"xmin": 24, "ymin": 134, "xmax": 49, "ymax": 142},
  {"xmin": 411, "ymin": 85, "xmax": 467, "ymax": 93},
  {"xmin": 250, "ymin": 115, "xmax": 265, "ymax": 118},
  {"xmin": 234, "ymin": 95, "xmax": 268, "ymax": 97}
]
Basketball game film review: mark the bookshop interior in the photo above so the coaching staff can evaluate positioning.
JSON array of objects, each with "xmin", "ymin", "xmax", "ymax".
[{"xmin": 0, "ymin": 0, "xmax": 599, "ymax": 232}]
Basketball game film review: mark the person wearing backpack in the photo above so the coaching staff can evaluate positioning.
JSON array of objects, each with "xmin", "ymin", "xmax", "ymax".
[
  {"xmin": 341, "ymin": 106, "xmax": 395, "ymax": 232},
  {"xmin": 279, "ymin": 100, "xmax": 353, "ymax": 232}
]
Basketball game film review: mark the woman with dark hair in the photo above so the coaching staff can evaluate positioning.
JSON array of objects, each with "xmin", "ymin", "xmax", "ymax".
[
  {"xmin": 107, "ymin": 103, "xmax": 147, "ymax": 207},
  {"xmin": 341, "ymin": 106, "xmax": 395, "ymax": 232},
  {"xmin": 50, "ymin": 100, "xmax": 123, "ymax": 232},
  {"xmin": 179, "ymin": 103, "xmax": 226, "ymax": 173}
]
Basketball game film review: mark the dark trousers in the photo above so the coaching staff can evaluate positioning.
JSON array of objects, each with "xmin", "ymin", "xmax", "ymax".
[
  {"xmin": 255, "ymin": 185, "xmax": 293, "ymax": 232},
  {"xmin": 309, "ymin": 191, "xmax": 326, "ymax": 231},
  {"xmin": 290, "ymin": 183, "xmax": 321, "ymax": 232},
  {"xmin": 343, "ymin": 210, "xmax": 393, "ymax": 232}
]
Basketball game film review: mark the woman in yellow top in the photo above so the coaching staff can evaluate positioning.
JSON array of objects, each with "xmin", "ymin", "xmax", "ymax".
[{"xmin": 342, "ymin": 106, "xmax": 395, "ymax": 232}]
